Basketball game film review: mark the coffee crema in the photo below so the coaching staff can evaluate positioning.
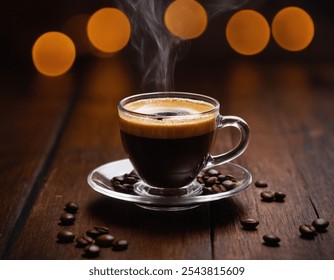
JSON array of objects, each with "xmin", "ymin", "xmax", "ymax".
[{"xmin": 118, "ymin": 98, "xmax": 218, "ymax": 139}]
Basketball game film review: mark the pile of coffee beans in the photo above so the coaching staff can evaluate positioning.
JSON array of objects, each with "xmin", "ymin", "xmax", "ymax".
[
  {"xmin": 197, "ymin": 169, "xmax": 238, "ymax": 194},
  {"xmin": 109, "ymin": 168, "xmax": 239, "ymax": 196},
  {"xmin": 299, "ymin": 218, "xmax": 329, "ymax": 239},
  {"xmin": 111, "ymin": 171, "xmax": 140, "ymax": 194},
  {"xmin": 56, "ymin": 201, "xmax": 129, "ymax": 258}
]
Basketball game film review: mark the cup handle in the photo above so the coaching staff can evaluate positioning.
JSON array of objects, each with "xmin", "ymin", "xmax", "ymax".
[{"xmin": 206, "ymin": 115, "xmax": 250, "ymax": 169}]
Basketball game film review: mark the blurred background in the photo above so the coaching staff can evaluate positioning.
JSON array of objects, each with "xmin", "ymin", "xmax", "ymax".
[{"xmin": 0, "ymin": 0, "xmax": 333, "ymax": 92}]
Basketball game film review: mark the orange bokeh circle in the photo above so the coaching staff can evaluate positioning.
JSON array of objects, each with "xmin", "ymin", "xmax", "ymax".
[
  {"xmin": 32, "ymin": 31, "xmax": 76, "ymax": 76},
  {"xmin": 272, "ymin": 7, "xmax": 314, "ymax": 51},
  {"xmin": 226, "ymin": 10, "xmax": 270, "ymax": 55}
]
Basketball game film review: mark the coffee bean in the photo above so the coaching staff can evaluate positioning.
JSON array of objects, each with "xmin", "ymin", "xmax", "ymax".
[
  {"xmin": 255, "ymin": 181, "xmax": 268, "ymax": 188},
  {"xmin": 86, "ymin": 228, "xmax": 102, "ymax": 239},
  {"xmin": 94, "ymin": 226, "xmax": 109, "ymax": 234},
  {"xmin": 76, "ymin": 236, "xmax": 94, "ymax": 247},
  {"xmin": 217, "ymin": 175, "xmax": 226, "ymax": 183},
  {"xmin": 84, "ymin": 244, "xmax": 100, "ymax": 258},
  {"xmin": 222, "ymin": 179, "xmax": 236, "ymax": 190},
  {"xmin": 260, "ymin": 191, "xmax": 275, "ymax": 202},
  {"xmin": 95, "ymin": 234, "xmax": 115, "ymax": 247},
  {"xmin": 196, "ymin": 175, "xmax": 205, "ymax": 184},
  {"xmin": 205, "ymin": 177, "xmax": 218, "ymax": 187},
  {"xmin": 240, "ymin": 218, "xmax": 259, "ymax": 230},
  {"xmin": 113, "ymin": 240, "xmax": 129, "ymax": 251},
  {"xmin": 263, "ymin": 234, "xmax": 280, "ymax": 247},
  {"xmin": 57, "ymin": 230, "xmax": 75, "ymax": 243},
  {"xmin": 299, "ymin": 224, "xmax": 317, "ymax": 239},
  {"xmin": 201, "ymin": 187, "xmax": 212, "ymax": 195},
  {"xmin": 86, "ymin": 226, "xmax": 109, "ymax": 238},
  {"xmin": 205, "ymin": 169, "xmax": 220, "ymax": 177},
  {"xmin": 211, "ymin": 184, "xmax": 220, "ymax": 194},
  {"xmin": 312, "ymin": 218, "xmax": 329, "ymax": 232},
  {"xmin": 112, "ymin": 175, "xmax": 124, "ymax": 183},
  {"xmin": 129, "ymin": 170, "xmax": 140, "ymax": 178},
  {"xmin": 211, "ymin": 184, "xmax": 226, "ymax": 193},
  {"xmin": 64, "ymin": 201, "xmax": 79, "ymax": 213},
  {"xmin": 274, "ymin": 192, "xmax": 286, "ymax": 202},
  {"xmin": 59, "ymin": 213, "xmax": 75, "ymax": 225},
  {"xmin": 123, "ymin": 176, "xmax": 139, "ymax": 185},
  {"xmin": 224, "ymin": 175, "xmax": 237, "ymax": 182}
]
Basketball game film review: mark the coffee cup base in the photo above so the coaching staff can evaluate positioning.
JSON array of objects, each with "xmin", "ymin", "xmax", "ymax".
[{"xmin": 133, "ymin": 181, "xmax": 203, "ymax": 197}]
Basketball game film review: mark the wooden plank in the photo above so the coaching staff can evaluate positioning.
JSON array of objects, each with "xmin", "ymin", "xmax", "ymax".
[
  {"xmin": 6, "ymin": 60, "xmax": 334, "ymax": 260},
  {"xmin": 0, "ymin": 70, "xmax": 76, "ymax": 258},
  {"xmin": 212, "ymin": 62, "xmax": 334, "ymax": 259},
  {"xmin": 9, "ymin": 57, "xmax": 213, "ymax": 259}
]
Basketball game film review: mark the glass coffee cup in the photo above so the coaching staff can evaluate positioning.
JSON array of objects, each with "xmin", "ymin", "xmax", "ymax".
[{"xmin": 118, "ymin": 92, "xmax": 250, "ymax": 197}]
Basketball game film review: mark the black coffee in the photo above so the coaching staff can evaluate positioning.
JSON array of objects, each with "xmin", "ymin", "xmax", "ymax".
[
  {"xmin": 119, "ymin": 97, "xmax": 217, "ymax": 189},
  {"xmin": 120, "ymin": 130, "xmax": 215, "ymax": 188}
]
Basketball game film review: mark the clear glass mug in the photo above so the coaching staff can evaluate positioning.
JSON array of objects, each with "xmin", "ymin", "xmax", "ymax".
[{"xmin": 118, "ymin": 92, "xmax": 250, "ymax": 197}]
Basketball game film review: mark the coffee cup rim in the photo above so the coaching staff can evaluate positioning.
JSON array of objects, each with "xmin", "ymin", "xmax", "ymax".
[{"xmin": 118, "ymin": 91, "xmax": 220, "ymax": 119}]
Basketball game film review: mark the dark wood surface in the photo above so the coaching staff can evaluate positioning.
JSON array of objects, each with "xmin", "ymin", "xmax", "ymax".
[{"xmin": 1, "ymin": 57, "xmax": 333, "ymax": 260}]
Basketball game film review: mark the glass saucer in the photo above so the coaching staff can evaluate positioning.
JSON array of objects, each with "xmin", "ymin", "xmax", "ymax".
[{"xmin": 87, "ymin": 159, "xmax": 252, "ymax": 211}]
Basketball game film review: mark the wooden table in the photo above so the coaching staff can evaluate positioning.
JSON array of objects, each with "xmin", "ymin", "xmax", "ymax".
[{"xmin": 1, "ymin": 57, "xmax": 333, "ymax": 260}]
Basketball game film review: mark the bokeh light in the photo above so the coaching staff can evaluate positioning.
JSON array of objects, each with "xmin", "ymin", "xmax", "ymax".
[
  {"xmin": 87, "ymin": 8, "xmax": 131, "ymax": 54},
  {"xmin": 272, "ymin": 7, "xmax": 314, "ymax": 52},
  {"xmin": 226, "ymin": 10, "xmax": 270, "ymax": 55},
  {"xmin": 164, "ymin": 0, "xmax": 208, "ymax": 40},
  {"xmin": 32, "ymin": 32, "xmax": 76, "ymax": 76}
]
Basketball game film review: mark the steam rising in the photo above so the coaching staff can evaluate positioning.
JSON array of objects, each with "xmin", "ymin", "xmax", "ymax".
[{"xmin": 117, "ymin": 0, "xmax": 264, "ymax": 91}]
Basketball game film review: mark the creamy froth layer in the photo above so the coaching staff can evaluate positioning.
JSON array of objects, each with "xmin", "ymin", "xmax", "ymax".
[{"xmin": 119, "ymin": 98, "xmax": 218, "ymax": 138}]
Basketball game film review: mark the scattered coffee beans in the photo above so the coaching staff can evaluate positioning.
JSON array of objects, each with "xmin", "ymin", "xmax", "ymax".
[
  {"xmin": 113, "ymin": 240, "xmax": 129, "ymax": 251},
  {"xmin": 56, "ymin": 202, "xmax": 129, "ymax": 258},
  {"xmin": 57, "ymin": 230, "xmax": 75, "ymax": 243},
  {"xmin": 255, "ymin": 181, "xmax": 268, "ymax": 188},
  {"xmin": 59, "ymin": 212, "xmax": 75, "ymax": 225},
  {"xmin": 240, "ymin": 218, "xmax": 259, "ymax": 230},
  {"xmin": 95, "ymin": 234, "xmax": 115, "ymax": 247},
  {"xmin": 64, "ymin": 201, "xmax": 79, "ymax": 213},
  {"xmin": 263, "ymin": 234, "xmax": 280, "ymax": 247},
  {"xmin": 299, "ymin": 224, "xmax": 317, "ymax": 239},
  {"xmin": 312, "ymin": 218, "xmax": 329, "ymax": 232},
  {"xmin": 260, "ymin": 191, "xmax": 275, "ymax": 202},
  {"xmin": 84, "ymin": 244, "xmax": 101, "ymax": 258}
]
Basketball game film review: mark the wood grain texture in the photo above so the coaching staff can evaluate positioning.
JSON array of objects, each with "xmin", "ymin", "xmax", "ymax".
[
  {"xmin": 212, "ymin": 62, "xmax": 334, "ymax": 259},
  {"xmin": 0, "ymin": 71, "xmax": 76, "ymax": 258},
  {"xmin": 2, "ymin": 60, "xmax": 334, "ymax": 260}
]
